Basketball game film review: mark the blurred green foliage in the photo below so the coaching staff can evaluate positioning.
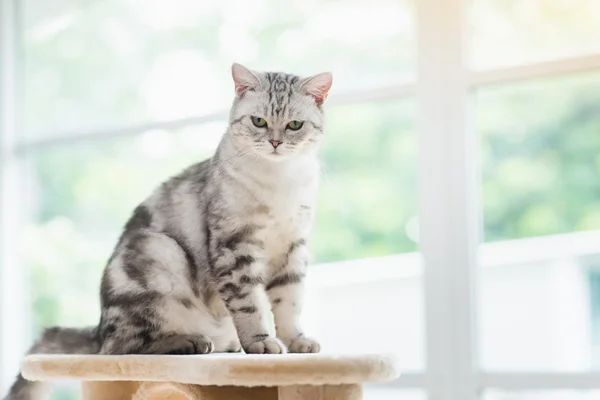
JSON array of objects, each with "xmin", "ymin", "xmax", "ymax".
[
  {"xmin": 23, "ymin": 0, "xmax": 414, "ymax": 137},
  {"xmin": 479, "ymin": 73, "xmax": 600, "ymax": 241},
  {"xmin": 11, "ymin": 1, "xmax": 600, "ymax": 398}
]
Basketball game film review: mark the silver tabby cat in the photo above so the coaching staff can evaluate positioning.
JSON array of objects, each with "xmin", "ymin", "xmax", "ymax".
[{"xmin": 6, "ymin": 63, "xmax": 333, "ymax": 400}]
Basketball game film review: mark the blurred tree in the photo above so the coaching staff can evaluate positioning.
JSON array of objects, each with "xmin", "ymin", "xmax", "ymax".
[
  {"xmin": 14, "ymin": 1, "xmax": 600, "ymax": 399},
  {"xmin": 479, "ymin": 72, "xmax": 600, "ymax": 241}
]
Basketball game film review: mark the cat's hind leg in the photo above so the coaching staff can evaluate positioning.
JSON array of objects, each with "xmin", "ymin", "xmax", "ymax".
[
  {"xmin": 100, "ymin": 330, "xmax": 214, "ymax": 355},
  {"xmin": 99, "ymin": 230, "xmax": 214, "ymax": 355}
]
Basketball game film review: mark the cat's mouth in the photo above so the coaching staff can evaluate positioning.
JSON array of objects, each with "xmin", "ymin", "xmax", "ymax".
[{"xmin": 264, "ymin": 149, "xmax": 287, "ymax": 161}]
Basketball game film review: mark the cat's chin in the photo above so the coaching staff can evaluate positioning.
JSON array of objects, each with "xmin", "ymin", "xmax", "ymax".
[{"xmin": 258, "ymin": 150, "xmax": 290, "ymax": 162}]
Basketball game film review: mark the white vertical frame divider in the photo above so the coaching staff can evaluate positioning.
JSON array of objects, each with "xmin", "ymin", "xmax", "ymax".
[
  {"xmin": 0, "ymin": 0, "xmax": 29, "ymax": 393},
  {"xmin": 418, "ymin": 0, "xmax": 480, "ymax": 399}
]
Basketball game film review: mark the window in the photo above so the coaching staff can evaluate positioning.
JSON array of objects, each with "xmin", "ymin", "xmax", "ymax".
[
  {"xmin": 2, "ymin": 0, "xmax": 600, "ymax": 400},
  {"xmin": 478, "ymin": 73, "xmax": 600, "ymax": 371}
]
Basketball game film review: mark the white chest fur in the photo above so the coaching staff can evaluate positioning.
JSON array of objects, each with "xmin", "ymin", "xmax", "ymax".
[
  {"xmin": 224, "ymin": 155, "xmax": 319, "ymax": 269},
  {"xmin": 259, "ymin": 159, "xmax": 318, "ymax": 261}
]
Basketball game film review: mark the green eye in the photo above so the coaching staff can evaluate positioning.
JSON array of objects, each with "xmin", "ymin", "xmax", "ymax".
[
  {"xmin": 251, "ymin": 116, "xmax": 267, "ymax": 128},
  {"xmin": 287, "ymin": 120, "xmax": 304, "ymax": 131}
]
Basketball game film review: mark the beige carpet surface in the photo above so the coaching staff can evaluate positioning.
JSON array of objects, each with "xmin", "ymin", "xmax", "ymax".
[{"xmin": 22, "ymin": 353, "xmax": 400, "ymax": 387}]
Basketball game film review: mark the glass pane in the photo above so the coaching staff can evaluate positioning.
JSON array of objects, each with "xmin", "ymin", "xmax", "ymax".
[
  {"xmin": 477, "ymin": 72, "xmax": 600, "ymax": 371},
  {"xmin": 470, "ymin": 0, "xmax": 600, "ymax": 69},
  {"xmin": 22, "ymin": 0, "xmax": 415, "ymax": 138},
  {"xmin": 483, "ymin": 390, "xmax": 600, "ymax": 400},
  {"xmin": 479, "ymin": 253, "xmax": 598, "ymax": 371},
  {"xmin": 314, "ymin": 100, "xmax": 418, "ymax": 262},
  {"xmin": 479, "ymin": 72, "xmax": 600, "ymax": 242}
]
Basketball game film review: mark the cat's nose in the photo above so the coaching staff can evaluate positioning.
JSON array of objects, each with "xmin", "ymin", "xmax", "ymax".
[{"xmin": 268, "ymin": 140, "xmax": 282, "ymax": 149}]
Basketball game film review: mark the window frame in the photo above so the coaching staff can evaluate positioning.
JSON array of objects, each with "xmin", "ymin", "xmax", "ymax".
[
  {"xmin": 1, "ymin": 0, "xmax": 32, "ymax": 391},
  {"xmin": 2, "ymin": 0, "xmax": 600, "ymax": 397}
]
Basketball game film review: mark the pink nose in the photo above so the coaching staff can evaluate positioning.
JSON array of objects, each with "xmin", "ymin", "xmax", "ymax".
[{"xmin": 269, "ymin": 140, "xmax": 282, "ymax": 148}]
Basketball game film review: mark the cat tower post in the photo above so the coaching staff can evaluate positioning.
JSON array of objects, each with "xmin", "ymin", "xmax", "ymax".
[{"xmin": 21, "ymin": 353, "xmax": 399, "ymax": 400}]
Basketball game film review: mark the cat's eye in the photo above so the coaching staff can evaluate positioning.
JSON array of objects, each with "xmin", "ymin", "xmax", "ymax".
[
  {"xmin": 251, "ymin": 116, "xmax": 267, "ymax": 128},
  {"xmin": 287, "ymin": 120, "xmax": 304, "ymax": 131}
]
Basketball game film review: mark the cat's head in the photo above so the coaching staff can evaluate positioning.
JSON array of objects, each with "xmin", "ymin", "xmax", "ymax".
[{"xmin": 228, "ymin": 63, "xmax": 333, "ymax": 161}]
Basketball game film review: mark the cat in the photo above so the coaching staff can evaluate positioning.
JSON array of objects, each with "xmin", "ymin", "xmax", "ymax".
[{"xmin": 5, "ymin": 63, "xmax": 333, "ymax": 400}]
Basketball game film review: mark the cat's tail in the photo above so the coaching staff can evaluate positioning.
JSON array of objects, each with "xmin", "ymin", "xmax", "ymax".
[{"xmin": 4, "ymin": 326, "xmax": 100, "ymax": 400}]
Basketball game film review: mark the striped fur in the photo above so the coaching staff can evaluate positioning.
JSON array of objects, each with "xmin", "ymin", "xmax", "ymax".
[{"xmin": 4, "ymin": 64, "xmax": 332, "ymax": 400}]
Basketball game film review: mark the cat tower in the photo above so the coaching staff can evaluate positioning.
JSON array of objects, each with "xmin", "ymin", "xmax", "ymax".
[{"xmin": 22, "ymin": 353, "xmax": 400, "ymax": 399}]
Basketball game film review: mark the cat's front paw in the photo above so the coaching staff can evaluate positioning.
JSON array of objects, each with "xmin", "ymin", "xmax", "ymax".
[
  {"xmin": 286, "ymin": 336, "xmax": 321, "ymax": 353},
  {"xmin": 164, "ymin": 334, "xmax": 214, "ymax": 355},
  {"xmin": 244, "ymin": 336, "xmax": 287, "ymax": 354}
]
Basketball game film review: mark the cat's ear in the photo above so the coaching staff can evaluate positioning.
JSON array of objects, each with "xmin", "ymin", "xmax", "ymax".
[
  {"xmin": 232, "ymin": 63, "xmax": 261, "ymax": 97},
  {"xmin": 300, "ymin": 72, "xmax": 333, "ymax": 105}
]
